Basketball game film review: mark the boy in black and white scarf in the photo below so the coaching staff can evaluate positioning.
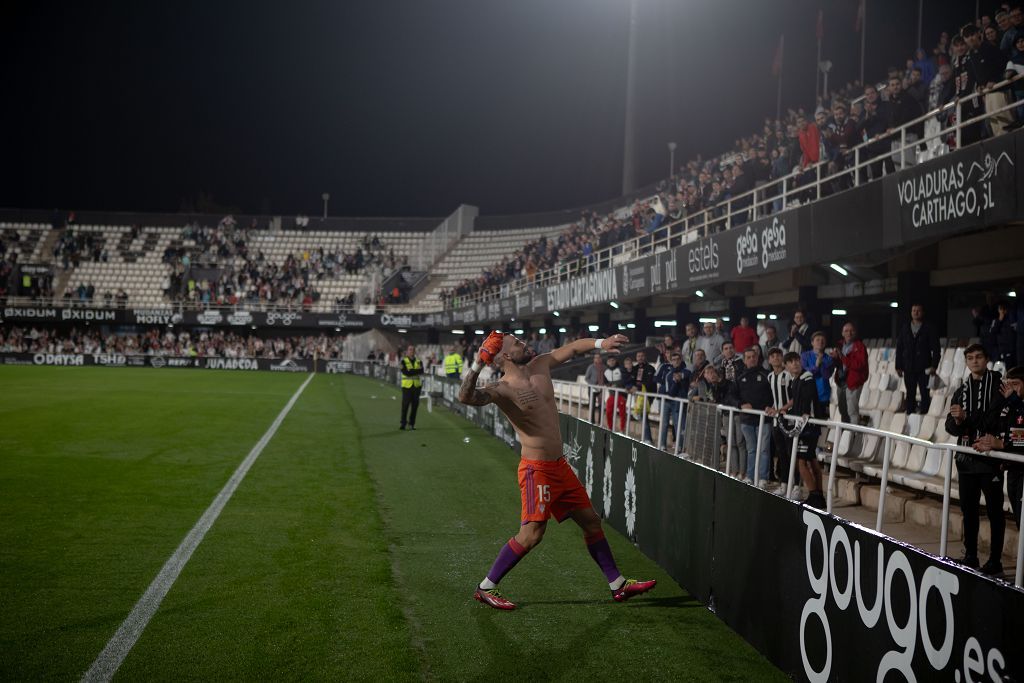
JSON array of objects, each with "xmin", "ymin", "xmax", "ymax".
[{"xmin": 946, "ymin": 344, "xmax": 1004, "ymax": 574}]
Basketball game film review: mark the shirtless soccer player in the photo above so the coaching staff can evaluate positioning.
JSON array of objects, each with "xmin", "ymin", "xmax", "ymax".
[{"xmin": 459, "ymin": 331, "xmax": 657, "ymax": 610}]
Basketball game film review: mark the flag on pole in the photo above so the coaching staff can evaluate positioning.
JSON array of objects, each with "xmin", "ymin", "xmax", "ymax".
[
  {"xmin": 854, "ymin": 0, "xmax": 865, "ymax": 32},
  {"xmin": 771, "ymin": 34, "xmax": 785, "ymax": 77},
  {"xmin": 816, "ymin": 9, "xmax": 824, "ymax": 42}
]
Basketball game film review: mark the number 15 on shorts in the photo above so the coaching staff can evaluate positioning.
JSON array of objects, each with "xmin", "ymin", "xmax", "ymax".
[{"xmin": 536, "ymin": 484, "xmax": 551, "ymax": 502}]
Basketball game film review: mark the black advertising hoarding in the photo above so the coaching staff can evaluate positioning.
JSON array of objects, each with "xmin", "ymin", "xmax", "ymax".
[
  {"xmin": 646, "ymin": 245, "xmax": 681, "ymax": 295},
  {"xmin": 713, "ymin": 477, "xmax": 1024, "ymax": 681},
  {"xmin": 883, "ymin": 132, "xmax": 1018, "ymax": 246},
  {"xmin": 1, "ymin": 304, "xmax": 446, "ymax": 331},
  {"xmin": 569, "ymin": 415, "xmax": 1024, "ymax": 682},
  {"xmin": 0, "ymin": 352, "xmax": 314, "ymax": 372},
  {"xmin": 807, "ymin": 184, "xmax": 885, "ymax": 264}
]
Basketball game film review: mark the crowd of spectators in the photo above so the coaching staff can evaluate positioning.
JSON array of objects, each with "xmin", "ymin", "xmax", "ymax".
[
  {"xmin": 161, "ymin": 216, "xmax": 406, "ymax": 310},
  {"xmin": 0, "ymin": 326, "xmax": 347, "ymax": 359},
  {"xmin": 441, "ymin": 8, "xmax": 1024, "ymax": 310},
  {"xmin": 61, "ymin": 283, "xmax": 128, "ymax": 307}
]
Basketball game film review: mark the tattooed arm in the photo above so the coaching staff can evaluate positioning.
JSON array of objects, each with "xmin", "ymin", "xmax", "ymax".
[
  {"xmin": 539, "ymin": 334, "xmax": 629, "ymax": 368},
  {"xmin": 458, "ymin": 363, "xmax": 501, "ymax": 406}
]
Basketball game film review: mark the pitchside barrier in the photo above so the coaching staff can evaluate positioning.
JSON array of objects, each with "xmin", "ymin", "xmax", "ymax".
[
  {"xmin": 426, "ymin": 374, "xmax": 1024, "ymax": 682},
  {"xmin": 9, "ymin": 355, "xmax": 1022, "ymax": 680}
]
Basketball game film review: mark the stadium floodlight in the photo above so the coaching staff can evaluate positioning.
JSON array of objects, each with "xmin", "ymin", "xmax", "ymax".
[
  {"xmin": 335, "ymin": 327, "xmax": 341, "ymax": 332},
  {"xmin": 756, "ymin": 313, "xmax": 766, "ymax": 320},
  {"xmin": 539, "ymin": 328, "xmax": 547, "ymax": 334},
  {"xmin": 553, "ymin": 311, "xmax": 560, "ymax": 317},
  {"xmin": 617, "ymin": 323, "xmax": 626, "ymax": 330},
  {"xmin": 1010, "ymin": 290, "xmax": 1017, "ymax": 298},
  {"xmin": 626, "ymin": 323, "xmax": 636, "ymax": 329},
  {"xmin": 558, "ymin": 327, "xmax": 567, "ymax": 333},
  {"xmin": 610, "ymin": 301, "xmax": 620, "ymax": 309},
  {"xmin": 695, "ymin": 290, "xmax": 704, "ymax": 298},
  {"xmin": 829, "ymin": 263, "xmax": 849, "ymax": 277},
  {"xmin": 769, "ymin": 314, "xmax": 778, "ymax": 320},
  {"xmin": 721, "ymin": 316, "xmax": 730, "ymax": 322},
  {"xmin": 890, "ymin": 301, "xmax": 899, "ymax": 308},
  {"xmin": 831, "ymin": 309, "xmax": 847, "ymax": 316},
  {"xmin": 698, "ymin": 317, "xmax": 717, "ymax": 323},
  {"xmin": 398, "ymin": 328, "xmax": 408, "ymax": 333},
  {"xmin": 653, "ymin": 320, "xmax": 677, "ymax": 328},
  {"xmin": 514, "ymin": 329, "xmax": 524, "ymax": 335},
  {"xmin": 451, "ymin": 329, "xmax": 465, "ymax": 334},
  {"xmin": 475, "ymin": 330, "xmax": 485, "ymax": 335},
  {"xmin": 588, "ymin": 324, "xmax": 600, "ymax": 332}
]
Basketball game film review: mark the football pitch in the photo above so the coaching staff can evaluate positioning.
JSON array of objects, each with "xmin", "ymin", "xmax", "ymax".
[{"xmin": 0, "ymin": 367, "xmax": 783, "ymax": 681}]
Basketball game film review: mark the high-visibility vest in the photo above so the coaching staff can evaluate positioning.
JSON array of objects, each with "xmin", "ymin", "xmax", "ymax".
[
  {"xmin": 443, "ymin": 352, "xmax": 463, "ymax": 377},
  {"xmin": 401, "ymin": 356, "xmax": 422, "ymax": 388}
]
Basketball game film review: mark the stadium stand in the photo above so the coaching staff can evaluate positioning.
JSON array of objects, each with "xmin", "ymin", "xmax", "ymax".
[
  {"xmin": 3, "ymin": 9, "xmax": 1023, "ymax": 561},
  {"xmin": 3, "ymin": 219, "xmax": 429, "ymax": 312}
]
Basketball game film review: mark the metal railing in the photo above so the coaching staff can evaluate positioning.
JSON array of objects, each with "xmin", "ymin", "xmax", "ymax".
[
  {"xmin": 552, "ymin": 379, "xmax": 1024, "ymax": 587},
  {"xmin": 448, "ymin": 74, "xmax": 1024, "ymax": 309}
]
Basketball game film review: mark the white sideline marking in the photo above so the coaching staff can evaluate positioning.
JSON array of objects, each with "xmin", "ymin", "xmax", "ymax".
[{"xmin": 81, "ymin": 374, "xmax": 315, "ymax": 682}]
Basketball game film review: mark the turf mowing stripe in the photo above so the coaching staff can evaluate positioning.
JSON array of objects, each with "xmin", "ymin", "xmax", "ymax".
[{"xmin": 80, "ymin": 373, "xmax": 315, "ymax": 683}]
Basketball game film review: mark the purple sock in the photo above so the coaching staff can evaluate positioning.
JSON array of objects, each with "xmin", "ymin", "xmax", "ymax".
[
  {"xmin": 585, "ymin": 531, "xmax": 622, "ymax": 583},
  {"xmin": 486, "ymin": 538, "xmax": 528, "ymax": 584}
]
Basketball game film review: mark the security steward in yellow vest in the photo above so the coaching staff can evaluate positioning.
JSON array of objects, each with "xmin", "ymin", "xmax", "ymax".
[
  {"xmin": 400, "ymin": 345, "xmax": 423, "ymax": 430},
  {"xmin": 443, "ymin": 348, "xmax": 463, "ymax": 378}
]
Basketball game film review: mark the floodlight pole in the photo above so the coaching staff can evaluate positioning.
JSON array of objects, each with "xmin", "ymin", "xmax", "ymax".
[
  {"xmin": 621, "ymin": 0, "xmax": 639, "ymax": 195},
  {"xmin": 667, "ymin": 141, "xmax": 677, "ymax": 179},
  {"xmin": 321, "ymin": 192, "xmax": 330, "ymax": 219}
]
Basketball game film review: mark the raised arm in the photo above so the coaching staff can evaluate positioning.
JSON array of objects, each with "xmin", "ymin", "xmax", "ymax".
[
  {"xmin": 457, "ymin": 361, "xmax": 500, "ymax": 406},
  {"xmin": 540, "ymin": 334, "xmax": 629, "ymax": 367}
]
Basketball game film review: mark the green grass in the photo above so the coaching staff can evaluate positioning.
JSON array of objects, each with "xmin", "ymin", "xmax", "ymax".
[{"xmin": 0, "ymin": 367, "xmax": 783, "ymax": 681}]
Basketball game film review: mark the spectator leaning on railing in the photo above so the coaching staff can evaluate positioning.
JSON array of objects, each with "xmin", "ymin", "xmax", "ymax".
[
  {"xmin": 765, "ymin": 347, "xmax": 792, "ymax": 486},
  {"xmin": 962, "ymin": 23, "xmax": 1016, "ymax": 137},
  {"xmin": 733, "ymin": 347, "xmax": 774, "ymax": 486},
  {"xmin": 979, "ymin": 365, "xmax": 1024, "ymax": 530},
  {"xmin": 946, "ymin": 343, "xmax": 1005, "ymax": 573},
  {"xmin": 603, "ymin": 355, "xmax": 629, "ymax": 431},
  {"xmin": 783, "ymin": 351, "xmax": 826, "ymax": 509},
  {"xmin": 831, "ymin": 322, "xmax": 869, "ymax": 425},
  {"xmin": 656, "ymin": 350, "xmax": 690, "ymax": 450}
]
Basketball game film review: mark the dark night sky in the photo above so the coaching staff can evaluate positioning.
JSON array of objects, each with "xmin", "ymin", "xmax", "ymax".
[{"xmin": 0, "ymin": 0, "xmax": 988, "ymax": 217}]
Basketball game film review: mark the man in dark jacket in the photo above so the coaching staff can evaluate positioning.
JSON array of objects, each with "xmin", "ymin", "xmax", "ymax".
[
  {"xmin": 858, "ymin": 85, "xmax": 895, "ymax": 181},
  {"xmin": 656, "ymin": 350, "xmax": 690, "ymax": 450},
  {"xmin": 733, "ymin": 348, "xmax": 774, "ymax": 485},
  {"xmin": 946, "ymin": 344, "xmax": 1005, "ymax": 573},
  {"xmin": 979, "ymin": 366, "xmax": 1024, "ymax": 536},
  {"xmin": 688, "ymin": 364, "xmax": 737, "ymax": 472},
  {"xmin": 989, "ymin": 301, "xmax": 1017, "ymax": 367},
  {"xmin": 631, "ymin": 350, "xmax": 657, "ymax": 443},
  {"xmin": 896, "ymin": 303, "xmax": 942, "ymax": 414}
]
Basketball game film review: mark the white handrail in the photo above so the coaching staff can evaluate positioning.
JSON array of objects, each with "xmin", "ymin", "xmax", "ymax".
[{"xmin": 553, "ymin": 378, "xmax": 1024, "ymax": 587}]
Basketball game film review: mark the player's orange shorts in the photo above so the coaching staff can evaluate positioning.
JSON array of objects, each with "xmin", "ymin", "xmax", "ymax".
[{"xmin": 518, "ymin": 456, "xmax": 592, "ymax": 524}]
